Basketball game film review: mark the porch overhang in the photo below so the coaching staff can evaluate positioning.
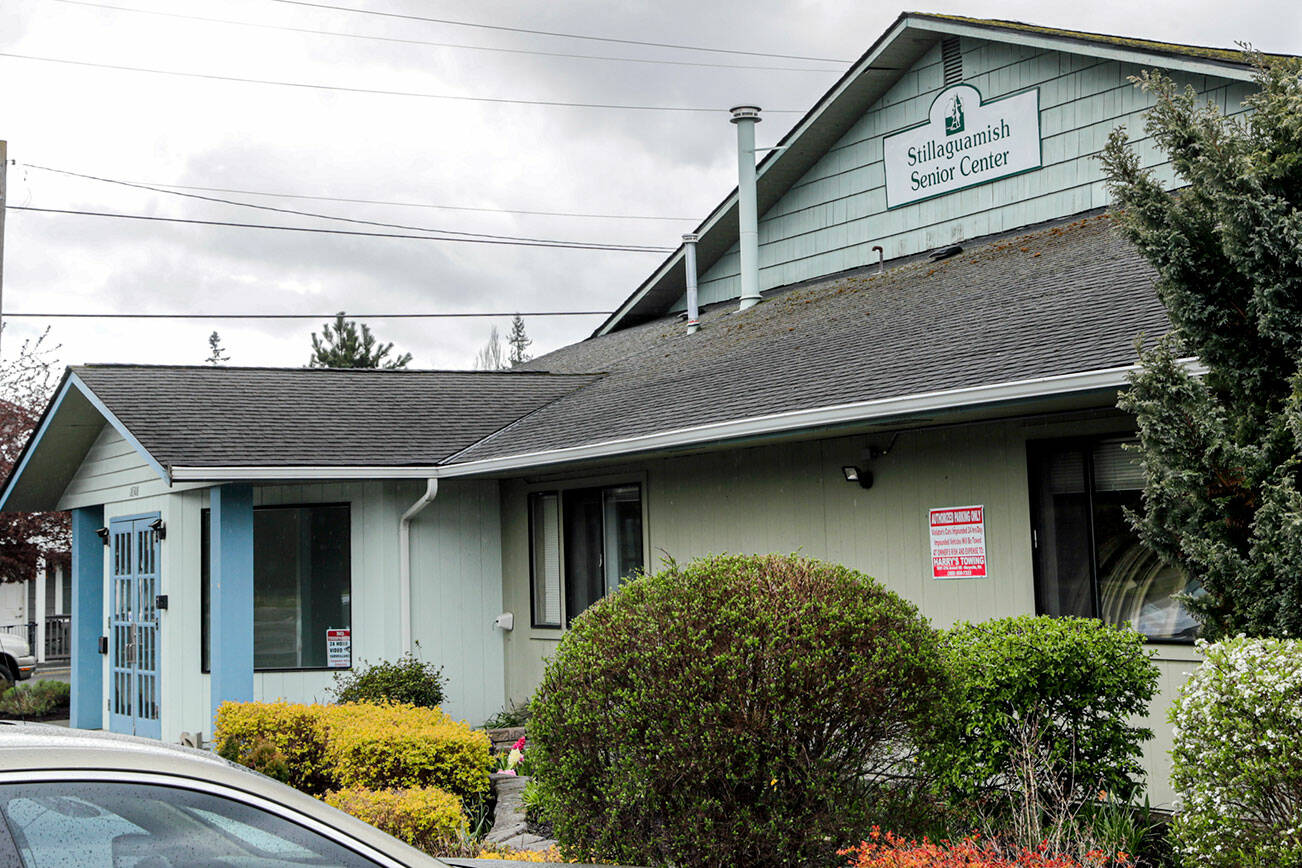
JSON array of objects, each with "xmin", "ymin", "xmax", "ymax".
[{"xmin": 0, "ymin": 371, "xmax": 169, "ymax": 513}]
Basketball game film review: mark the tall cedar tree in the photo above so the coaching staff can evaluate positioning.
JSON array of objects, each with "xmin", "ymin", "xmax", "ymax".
[
  {"xmin": 507, "ymin": 315, "xmax": 532, "ymax": 366},
  {"xmin": 309, "ymin": 313, "xmax": 412, "ymax": 369},
  {"xmin": 0, "ymin": 328, "xmax": 70, "ymax": 583},
  {"xmin": 1100, "ymin": 54, "xmax": 1302, "ymax": 638}
]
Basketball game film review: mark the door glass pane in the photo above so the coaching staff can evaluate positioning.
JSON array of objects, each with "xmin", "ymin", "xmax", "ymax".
[
  {"xmin": 0, "ymin": 781, "xmax": 381, "ymax": 867},
  {"xmin": 1030, "ymin": 445, "xmax": 1094, "ymax": 618},
  {"xmin": 530, "ymin": 493, "xmax": 562, "ymax": 627},
  {"xmin": 563, "ymin": 488, "xmax": 605, "ymax": 626},
  {"xmin": 1092, "ymin": 442, "xmax": 1200, "ymax": 641},
  {"xmin": 603, "ymin": 485, "xmax": 644, "ymax": 593}
]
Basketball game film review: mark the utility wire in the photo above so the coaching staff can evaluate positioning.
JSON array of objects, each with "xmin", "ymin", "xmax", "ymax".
[
  {"xmin": 109, "ymin": 180, "xmax": 698, "ymax": 222},
  {"xmin": 6, "ymin": 205, "xmax": 676, "ymax": 252},
  {"xmin": 265, "ymin": 0, "xmax": 852, "ymax": 64},
  {"xmin": 23, "ymin": 163, "xmax": 674, "ymax": 250},
  {"xmin": 2, "ymin": 310, "xmax": 611, "ymax": 319},
  {"xmin": 0, "ymin": 52, "xmax": 804, "ymax": 113},
  {"xmin": 49, "ymin": 0, "xmax": 843, "ymax": 73}
]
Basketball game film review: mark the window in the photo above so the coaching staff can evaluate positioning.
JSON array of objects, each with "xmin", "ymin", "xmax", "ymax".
[
  {"xmin": 1028, "ymin": 437, "xmax": 1201, "ymax": 642},
  {"xmin": 202, "ymin": 503, "xmax": 352, "ymax": 671},
  {"xmin": 530, "ymin": 484, "xmax": 644, "ymax": 628},
  {"xmin": 0, "ymin": 781, "xmax": 382, "ymax": 866}
]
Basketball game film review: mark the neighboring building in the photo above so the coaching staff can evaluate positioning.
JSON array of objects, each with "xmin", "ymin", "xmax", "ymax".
[
  {"xmin": 0, "ymin": 14, "xmax": 1283, "ymax": 805},
  {"xmin": 0, "ymin": 555, "xmax": 70, "ymax": 666}
]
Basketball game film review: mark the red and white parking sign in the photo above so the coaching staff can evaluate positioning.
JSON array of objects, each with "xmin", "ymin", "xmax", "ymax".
[{"xmin": 929, "ymin": 505, "xmax": 987, "ymax": 579}]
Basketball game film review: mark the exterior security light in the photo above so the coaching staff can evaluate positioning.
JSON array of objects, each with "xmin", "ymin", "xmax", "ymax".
[
  {"xmin": 149, "ymin": 517, "xmax": 166, "ymax": 540},
  {"xmin": 842, "ymin": 466, "xmax": 873, "ymax": 489},
  {"xmin": 95, "ymin": 527, "xmax": 110, "ymax": 545}
]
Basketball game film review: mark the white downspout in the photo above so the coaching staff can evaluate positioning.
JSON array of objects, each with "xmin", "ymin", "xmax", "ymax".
[{"xmin": 399, "ymin": 478, "xmax": 438, "ymax": 654}]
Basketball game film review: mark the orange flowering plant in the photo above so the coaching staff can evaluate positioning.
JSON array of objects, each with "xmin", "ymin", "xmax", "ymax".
[{"xmin": 842, "ymin": 828, "xmax": 1134, "ymax": 868}]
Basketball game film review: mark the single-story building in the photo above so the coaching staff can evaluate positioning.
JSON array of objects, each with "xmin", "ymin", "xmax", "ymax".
[{"xmin": 2, "ymin": 13, "xmax": 1282, "ymax": 805}]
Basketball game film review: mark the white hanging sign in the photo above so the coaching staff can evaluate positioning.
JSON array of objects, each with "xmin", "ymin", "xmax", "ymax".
[
  {"xmin": 326, "ymin": 627, "xmax": 351, "ymax": 667},
  {"xmin": 883, "ymin": 84, "xmax": 1041, "ymax": 209},
  {"xmin": 929, "ymin": 505, "xmax": 987, "ymax": 579}
]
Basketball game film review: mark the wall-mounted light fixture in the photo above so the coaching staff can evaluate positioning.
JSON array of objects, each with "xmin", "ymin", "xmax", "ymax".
[
  {"xmin": 842, "ymin": 466, "xmax": 873, "ymax": 489},
  {"xmin": 148, "ymin": 517, "xmax": 166, "ymax": 540},
  {"xmin": 95, "ymin": 527, "xmax": 110, "ymax": 546}
]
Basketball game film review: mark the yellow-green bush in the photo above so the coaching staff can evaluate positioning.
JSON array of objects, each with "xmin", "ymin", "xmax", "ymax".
[
  {"xmin": 213, "ymin": 700, "xmax": 490, "ymax": 803},
  {"xmin": 321, "ymin": 703, "xmax": 491, "ymax": 803},
  {"xmin": 214, "ymin": 701, "xmax": 332, "ymax": 794},
  {"xmin": 325, "ymin": 786, "xmax": 466, "ymax": 856}
]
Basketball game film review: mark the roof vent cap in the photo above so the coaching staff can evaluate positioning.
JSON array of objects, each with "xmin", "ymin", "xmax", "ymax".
[{"xmin": 928, "ymin": 244, "xmax": 963, "ymax": 262}]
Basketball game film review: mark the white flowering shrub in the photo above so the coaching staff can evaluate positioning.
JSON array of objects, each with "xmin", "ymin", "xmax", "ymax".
[{"xmin": 1169, "ymin": 637, "xmax": 1302, "ymax": 866}]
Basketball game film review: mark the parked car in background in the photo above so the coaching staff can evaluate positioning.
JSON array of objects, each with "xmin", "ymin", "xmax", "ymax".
[{"xmin": 0, "ymin": 634, "xmax": 35, "ymax": 690}]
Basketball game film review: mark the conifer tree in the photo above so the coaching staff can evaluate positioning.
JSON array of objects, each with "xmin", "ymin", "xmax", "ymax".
[
  {"xmin": 1100, "ymin": 54, "xmax": 1302, "ymax": 638},
  {"xmin": 205, "ymin": 331, "xmax": 230, "ymax": 366},
  {"xmin": 507, "ymin": 315, "xmax": 532, "ymax": 366},
  {"xmin": 309, "ymin": 313, "xmax": 412, "ymax": 369}
]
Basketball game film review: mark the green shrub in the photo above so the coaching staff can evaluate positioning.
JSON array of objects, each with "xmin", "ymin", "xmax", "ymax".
[
  {"xmin": 324, "ymin": 786, "xmax": 466, "ymax": 856},
  {"xmin": 329, "ymin": 653, "xmax": 445, "ymax": 709},
  {"xmin": 0, "ymin": 680, "xmax": 70, "ymax": 717},
  {"xmin": 924, "ymin": 616, "xmax": 1158, "ymax": 806},
  {"xmin": 530, "ymin": 553, "xmax": 948, "ymax": 868},
  {"xmin": 482, "ymin": 697, "xmax": 531, "ymax": 730},
  {"xmin": 1169, "ymin": 636, "xmax": 1302, "ymax": 867},
  {"xmin": 213, "ymin": 701, "xmax": 490, "ymax": 804}
]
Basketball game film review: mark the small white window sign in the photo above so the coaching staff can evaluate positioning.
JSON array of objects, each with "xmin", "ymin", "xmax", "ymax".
[
  {"xmin": 929, "ymin": 505, "xmax": 987, "ymax": 579},
  {"xmin": 326, "ymin": 627, "xmax": 351, "ymax": 667}
]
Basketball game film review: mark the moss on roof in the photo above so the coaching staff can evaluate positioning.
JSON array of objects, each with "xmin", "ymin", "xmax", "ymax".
[{"xmin": 911, "ymin": 12, "xmax": 1292, "ymax": 64}]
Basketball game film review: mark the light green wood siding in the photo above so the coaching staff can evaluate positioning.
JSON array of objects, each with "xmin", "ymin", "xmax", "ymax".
[
  {"xmin": 691, "ymin": 40, "xmax": 1254, "ymax": 306},
  {"xmin": 91, "ymin": 478, "xmax": 503, "ymax": 742},
  {"xmin": 499, "ymin": 410, "xmax": 1196, "ymax": 805},
  {"xmin": 58, "ymin": 423, "xmax": 181, "ymax": 510}
]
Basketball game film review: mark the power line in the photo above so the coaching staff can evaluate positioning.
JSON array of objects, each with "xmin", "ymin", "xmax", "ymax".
[
  {"xmin": 49, "ymin": 0, "xmax": 843, "ymax": 74},
  {"xmin": 6, "ymin": 205, "xmax": 676, "ymax": 252},
  {"xmin": 3, "ymin": 310, "xmax": 611, "ymax": 319},
  {"xmin": 265, "ymin": 0, "xmax": 852, "ymax": 64},
  {"xmin": 116, "ymin": 180, "xmax": 698, "ymax": 222},
  {"xmin": 24, "ymin": 163, "xmax": 675, "ymax": 250},
  {"xmin": 0, "ymin": 52, "xmax": 804, "ymax": 113}
]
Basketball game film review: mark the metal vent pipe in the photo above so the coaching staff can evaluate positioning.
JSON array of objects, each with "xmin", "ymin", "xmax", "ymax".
[
  {"xmin": 683, "ymin": 233, "xmax": 700, "ymax": 334},
  {"xmin": 730, "ymin": 105, "xmax": 762, "ymax": 310}
]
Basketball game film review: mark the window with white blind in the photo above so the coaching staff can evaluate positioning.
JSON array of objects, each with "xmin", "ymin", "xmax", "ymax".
[
  {"xmin": 529, "ymin": 484, "xmax": 644, "ymax": 629},
  {"xmin": 1028, "ymin": 437, "xmax": 1200, "ymax": 642}
]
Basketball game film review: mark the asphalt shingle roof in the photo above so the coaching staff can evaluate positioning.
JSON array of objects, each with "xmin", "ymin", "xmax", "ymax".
[
  {"xmin": 70, "ymin": 366, "xmax": 601, "ymax": 469},
  {"xmin": 451, "ymin": 213, "xmax": 1170, "ymax": 464}
]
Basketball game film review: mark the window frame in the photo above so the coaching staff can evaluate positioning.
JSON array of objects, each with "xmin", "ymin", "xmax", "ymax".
[
  {"xmin": 201, "ymin": 500, "xmax": 355, "ymax": 673},
  {"xmin": 526, "ymin": 474, "xmax": 649, "ymax": 632},
  {"xmin": 1026, "ymin": 435, "xmax": 1196, "ymax": 646}
]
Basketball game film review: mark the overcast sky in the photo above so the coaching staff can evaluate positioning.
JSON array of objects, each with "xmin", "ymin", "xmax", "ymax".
[{"xmin": 0, "ymin": 0, "xmax": 1297, "ymax": 373}]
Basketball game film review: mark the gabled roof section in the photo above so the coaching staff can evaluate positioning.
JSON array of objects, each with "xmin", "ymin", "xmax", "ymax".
[
  {"xmin": 449, "ymin": 213, "xmax": 1170, "ymax": 471},
  {"xmin": 70, "ymin": 366, "xmax": 602, "ymax": 473},
  {"xmin": 0, "ymin": 369, "xmax": 168, "ymax": 512},
  {"xmin": 0, "ymin": 366, "xmax": 603, "ymax": 510},
  {"xmin": 595, "ymin": 12, "xmax": 1272, "ymax": 337}
]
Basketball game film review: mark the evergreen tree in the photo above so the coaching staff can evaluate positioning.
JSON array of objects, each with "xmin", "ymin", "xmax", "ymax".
[
  {"xmin": 507, "ymin": 315, "xmax": 532, "ymax": 367},
  {"xmin": 205, "ymin": 331, "xmax": 230, "ymax": 366},
  {"xmin": 309, "ymin": 312, "xmax": 412, "ymax": 369},
  {"xmin": 473, "ymin": 325, "xmax": 508, "ymax": 371},
  {"xmin": 1100, "ymin": 54, "xmax": 1302, "ymax": 638}
]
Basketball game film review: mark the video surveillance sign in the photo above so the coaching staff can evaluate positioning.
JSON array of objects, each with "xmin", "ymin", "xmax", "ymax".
[{"xmin": 883, "ymin": 84, "xmax": 1041, "ymax": 209}]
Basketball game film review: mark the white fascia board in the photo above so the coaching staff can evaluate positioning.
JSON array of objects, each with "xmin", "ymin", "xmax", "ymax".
[
  {"xmin": 909, "ymin": 18, "xmax": 1256, "ymax": 82},
  {"xmin": 437, "ymin": 359, "xmax": 1206, "ymax": 478},
  {"xmin": 169, "ymin": 466, "xmax": 439, "ymax": 482}
]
